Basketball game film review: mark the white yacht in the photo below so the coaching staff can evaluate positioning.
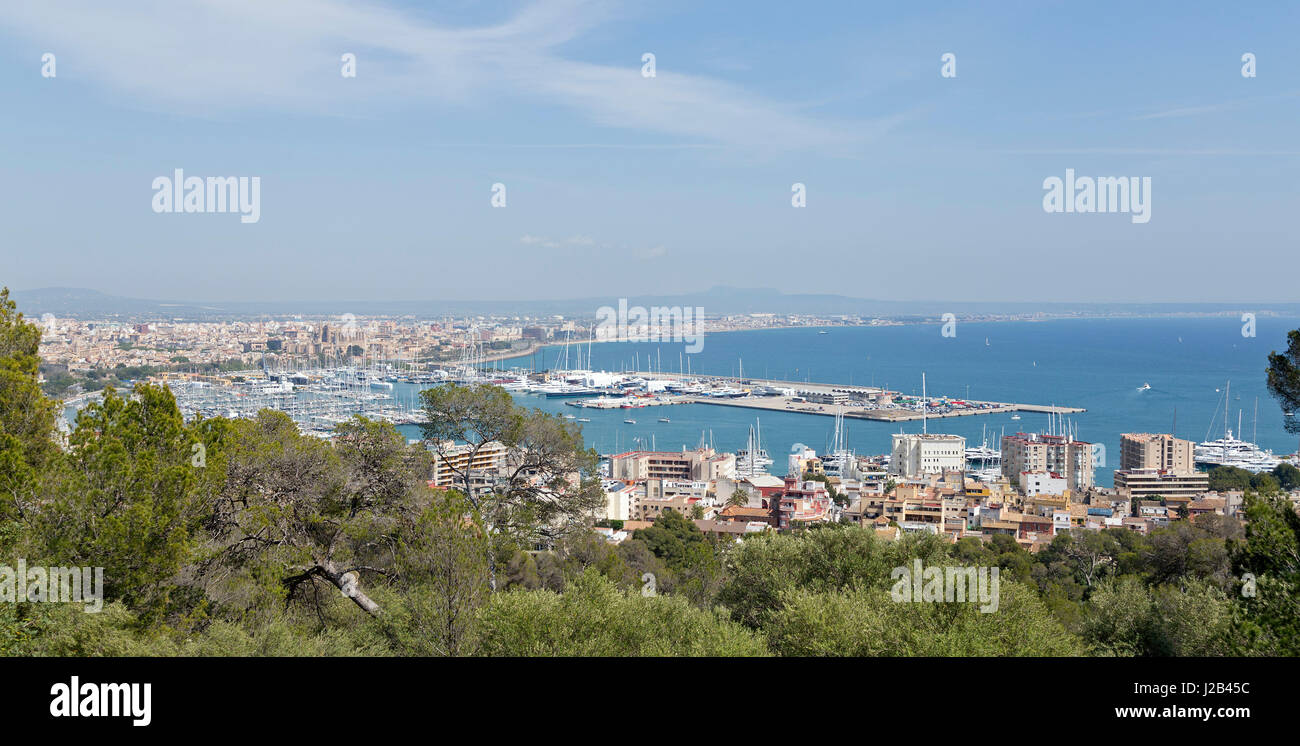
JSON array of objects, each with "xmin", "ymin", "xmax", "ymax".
[
  {"xmin": 735, "ymin": 419, "xmax": 774, "ymax": 477},
  {"xmin": 1196, "ymin": 381, "xmax": 1281, "ymax": 473},
  {"xmin": 965, "ymin": 427, "xmax": 1001, "ymax": 463},
  {"xmin": 1195, "ymin": 430, "xmax": 1280, "ymax": 473}
]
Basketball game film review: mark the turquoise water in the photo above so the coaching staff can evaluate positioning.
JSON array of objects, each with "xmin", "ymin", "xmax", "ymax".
[{"xmin": 399, "ymin": 316, "xmax": 1299, "ymax": 487}]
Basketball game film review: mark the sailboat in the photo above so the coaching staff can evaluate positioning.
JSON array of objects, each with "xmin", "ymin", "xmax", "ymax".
[
  {"xmin": 821, "ymin": 407, "xmax": 856, "ymax": 479},
  {"xmin": 736, "ymin": 418, "xmax": 773, "ymax": 477}
]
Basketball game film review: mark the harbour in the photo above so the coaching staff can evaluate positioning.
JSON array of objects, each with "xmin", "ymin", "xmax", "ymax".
[{"xmin": 58, "ymin": 317, "xmax": 1300, "ymax": 487}]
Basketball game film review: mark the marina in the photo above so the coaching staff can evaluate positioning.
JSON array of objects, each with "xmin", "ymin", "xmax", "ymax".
[{"xmin": 56, "ymin": 319, "xmax": 1300, "ymax": 487}]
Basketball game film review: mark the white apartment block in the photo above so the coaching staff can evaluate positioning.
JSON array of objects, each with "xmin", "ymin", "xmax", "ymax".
[{"xmin": 889, "ymin": 433, "xmax": 966, "ymax": 479}]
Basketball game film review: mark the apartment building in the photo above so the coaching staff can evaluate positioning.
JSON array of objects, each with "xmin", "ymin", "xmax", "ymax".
[
  {"xmin": 599, "ymin": 480, "xmax": 638, "ymax": 522},
  {"xmin": 1001, "ymin": 432, "xmax": 1095, "ymax": 491},
  {"xmin": 611, "ymin": 447, "xmax": 736, "ymax": 482},
  {"xmin": 1112, "ymin": 468, "xmax": 1209, "ymax": 501},
  {"xmin": 1020, "ymin": 471, "xmax": 1068, "ymax": 497},
  {"xmin": 889, "ymin": 433, "xmax": 966, "ymax": 479},
  {"xmin": 1120, "ymin": 433, "xmax": 1195, "ymax": 474},
  {"xmin": 429, "ymin": 440, "xmax": 509, "ymax": 490},
  {"xmin": 633, "ymin": 493, "xmax": 700, "ymax": 522},
  {"xmin": 644, "ymin": 479, "xmax": 711, "ymax": 502},
  {"xmin": 788, "ymin": 444, "xmax": 822, "ymax": 478},
  {"xmin": 774, "ymin": 476, "xmax": 836, "ymax": 530}
]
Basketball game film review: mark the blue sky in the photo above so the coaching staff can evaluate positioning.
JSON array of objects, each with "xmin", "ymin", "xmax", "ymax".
[{"xmin": 1, "ymin": 0, "xmax": 1297, "ymax": 303}]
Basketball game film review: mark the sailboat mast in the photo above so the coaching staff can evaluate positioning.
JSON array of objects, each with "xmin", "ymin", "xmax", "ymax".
[
  {"xmin": 1253, "ymin": 397, "xmax": 1259, "ymax": 444},
  {"xmin": 1225, "ymin": 380, "xmax": 1231, "ymax": 438},
  {"xmin": 922, "ymin": 372, "xmax": 927, "ymax": 435}
]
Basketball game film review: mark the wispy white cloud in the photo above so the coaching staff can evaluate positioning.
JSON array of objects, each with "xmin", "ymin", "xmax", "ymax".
[
  {"xmin": 1135, "ymin": 102, "xmax": 1241, "ymax": 120},
  {"xmin": 995, "ymin": 148, "xmax": 1300, "ymax": 156},
  {"xmin": 1135, "ymin": 91, "xmax": 1300, "ymax": 120},
  {"xmin": 0, "ymin": 0, "xmax": 876, "ymax": 149}
]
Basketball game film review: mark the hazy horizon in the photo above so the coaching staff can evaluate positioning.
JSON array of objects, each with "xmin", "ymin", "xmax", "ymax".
[{"xmin": 10, "ymin": 284, "xmax": 1300, "ymax": 321}]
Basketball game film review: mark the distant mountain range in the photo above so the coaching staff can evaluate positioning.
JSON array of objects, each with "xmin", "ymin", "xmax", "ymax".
[{"xmin": 9, "ymin": 286, "xmax": 1300, "ymax": 321}]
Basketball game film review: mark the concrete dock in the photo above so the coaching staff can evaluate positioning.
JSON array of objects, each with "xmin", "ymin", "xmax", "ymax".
[
  {"xmin": 619, "ymin": 371, "xmax": 1085, "ymax": 422},
  {"xmin": 681, "ymin": 395, "xmax": 1084, "ymax": 422}
]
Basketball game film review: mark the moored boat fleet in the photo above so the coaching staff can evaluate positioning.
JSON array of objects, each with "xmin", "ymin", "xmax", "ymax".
[{"xmin": 1193, "ymin": 381, "xmax": 1286, "ymax": 473}]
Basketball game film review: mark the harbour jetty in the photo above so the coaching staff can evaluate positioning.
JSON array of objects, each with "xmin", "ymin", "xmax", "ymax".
[
  {"xmin": 682, "ymin": 394, "xmax": 1082, "ymax": 422},
  {"xmin": 620, "ymin": 371, "xmax": 1085, "ymax": 422}
]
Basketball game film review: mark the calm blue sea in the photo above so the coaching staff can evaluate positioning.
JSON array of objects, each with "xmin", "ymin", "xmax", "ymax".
[{"xmin": 392, "ymin": 316, "xmax": 1300, "ymax": 487}]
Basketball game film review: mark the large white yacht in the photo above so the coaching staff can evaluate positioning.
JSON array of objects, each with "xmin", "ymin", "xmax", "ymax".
[{"xmin": 1195, "ymin": 430, "xmax": 1281, "ymax": 473}]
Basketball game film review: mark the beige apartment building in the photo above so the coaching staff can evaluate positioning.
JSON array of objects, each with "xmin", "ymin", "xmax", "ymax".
[
  {"xmin": 1001, "ymin": 433, "xmax": 1095, "ymax": 491},
  {"xmin": 1120, "ymin": 433, "xmax": 1195, "ymax": 474},
  {"xmin": 610, "ymin": 448, "xmax": 735, "ymax": 482},
  {"xmin": 633, "ymin": 492, "xmax": 700, "ymax": 522},
  {"xmin": 429, "ymin": 441, "xmax": 509, "ymax": 489}
]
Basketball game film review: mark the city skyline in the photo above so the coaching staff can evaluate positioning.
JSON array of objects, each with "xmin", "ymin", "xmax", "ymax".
[{"xmin": 3, "ymin": 0, "xmax": 1299, "ymax": 303}]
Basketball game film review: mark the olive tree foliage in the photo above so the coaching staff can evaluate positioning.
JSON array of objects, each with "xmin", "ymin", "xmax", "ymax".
[
  {"xmin": 767, "ymin": 581, "xmax": 1082, "ymax": 657},
  {"xmin": 3, "ymin": 599, "xmax": 391, "ymax": 657},
  {"xmin": 1266, "ymin": 329, "xmax": 1300, "ymax": 434},
  {"xmin": 419, "ymin": 384, "xmax": 604, "ymax": 590},
  {"xmin": 474, "ymin": 569, "xmax": 768, "ymax": 657},
  {"xmin": 388, "ymin": 489, "xmax": 489, "ymax": 656},
  {"xmin": 1080, "ymin": 575, "xmax": 1234, "ymax": 657},
  {"xmin": 716, "ymin": 525, "xmax": 952, "ymax": 630},
  {"xmin": 1228, "ymin": 492, "xmax": 1300, "ymax": 655},
  {"xmin": 0, "ymin": 287, "xmax": 58, "ymax": 523},
  {"xmin": 35, "ymin": 384, "xmax": 205, "ymax": 621},
  {"xmin": 202, "ymin": 411, "xmax": 430, "ymax": 619}
]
